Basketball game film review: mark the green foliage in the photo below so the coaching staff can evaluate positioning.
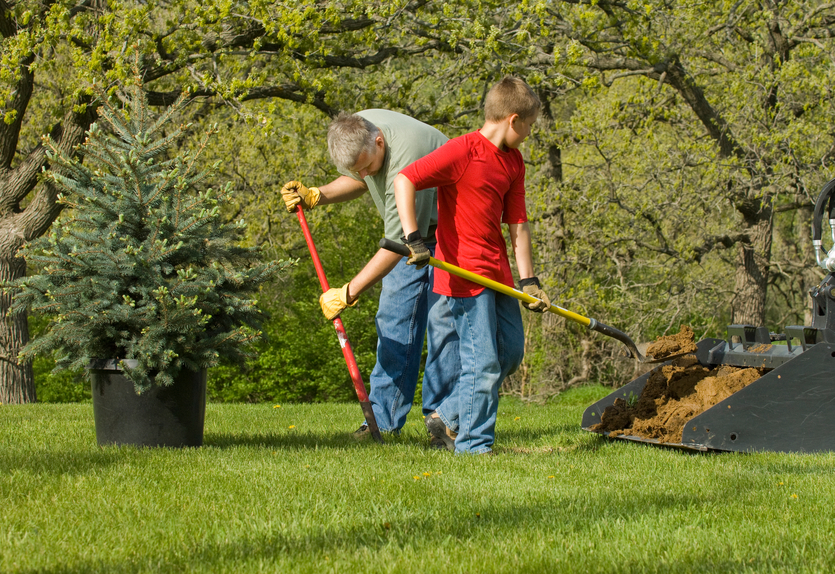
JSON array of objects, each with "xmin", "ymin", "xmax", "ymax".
[
  {"xmin": 190, "ymin": 97, "xmax": 419, "ymax": 404},
  {"xmin": 27, "ymin": 315, "xmax": 90, "ymax": 403},
  {"xmin": 30, "ymin": 356, "xmax": 88, "ymax": 403},
  {"xmin": 428, "ymin": 0, "xmax": 835, "ymax": 391},
  {"xmin": 208, "ymin": 194, "xmax": 385, "ymax": 403},
  {"xmin": 207, "ymin": 299, "xmax": 377, "ymax": 403},
  {"xmin": 9, "ymin": 0, "xmax": 835, "ymax": 402},
  {"xmin": 9, "ymin": 72, "xmax": 288, "ymax": 392}
]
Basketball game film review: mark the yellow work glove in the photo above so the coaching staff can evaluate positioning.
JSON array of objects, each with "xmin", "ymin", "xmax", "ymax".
[
  {"xmin": 280, "ymin": 180, "xmax": 321, "ymax": 213},
  {"xmin": 519, "ymin": 277, "xmax": 551, "ymax": 313},
  {"xmin": 402, "ymin": 231, "xmax": 430, "ymax": 269},
  {"xmin": 319, "ymin": 283, "xmax": 358, "ymax": 320}
]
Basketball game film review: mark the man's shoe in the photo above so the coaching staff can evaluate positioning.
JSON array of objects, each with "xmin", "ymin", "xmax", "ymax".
[
  {"xmin": 353, "ymin": 424, "xmax": 370, "ymax": 440},
  {"xmin": 425, "ymin": 412, "xmax": 456, "ymax": 452}
]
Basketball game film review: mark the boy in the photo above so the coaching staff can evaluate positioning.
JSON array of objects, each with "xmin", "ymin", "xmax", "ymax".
[
  {"xmin": 280, "ymin": 111, "xmax": 459, "ymax": 441},
  {"xmin": 393, "ymin": 77, "xmax": 551, "ymax": 454}
]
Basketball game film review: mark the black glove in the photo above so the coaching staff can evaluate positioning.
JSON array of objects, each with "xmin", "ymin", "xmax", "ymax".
[
  {"xmin": 401, "ymin": 231, "xmax": 430, "ymax": 269},
  {"xmin": 519, "ymin": 276, "xmax": 550, "ymax": 312}
]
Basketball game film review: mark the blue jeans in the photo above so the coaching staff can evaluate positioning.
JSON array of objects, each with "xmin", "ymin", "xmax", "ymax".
[
  {"xmin": 435, "ymin": 290, "xmax": 524, "ymax": 454},
  {"xmin": 368, "ymin": 246, "xmax": 459, "ymax": 431}
]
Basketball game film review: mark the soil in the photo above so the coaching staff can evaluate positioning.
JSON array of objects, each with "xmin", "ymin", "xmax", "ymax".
[
  {"xmin": 591, "ymin": 326, "xmax": 766, "ymax": 443},
  {"xmin": 645, "ymin": 324, "xmax": 698, "ymax": 359},
  {"xmin": 748, "ymin": 343, "xmax": 773, "ymax": 353}
]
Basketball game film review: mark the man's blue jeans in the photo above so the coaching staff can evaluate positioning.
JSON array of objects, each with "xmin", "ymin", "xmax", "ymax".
[
  {"xmin": 368, "ymin": 246, "xmax": 459, "ymax": 431},
  {"xmin": 435, "ymin": 290, "xmax": 524, "ymax": 454}
]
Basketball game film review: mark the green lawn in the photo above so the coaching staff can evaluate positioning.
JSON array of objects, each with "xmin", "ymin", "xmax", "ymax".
[{"xmin": 3, "ymin": 385, "xmax": 835, "ymax": 573}]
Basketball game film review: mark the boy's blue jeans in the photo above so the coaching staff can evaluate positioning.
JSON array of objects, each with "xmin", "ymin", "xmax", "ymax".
[
  {"xmin": 435, "ymin": 290, "xmax": 524, "ymax": 454},
  {"xmin": 368, "ymin": 245, "xmax": 460, "ymax": 431}
]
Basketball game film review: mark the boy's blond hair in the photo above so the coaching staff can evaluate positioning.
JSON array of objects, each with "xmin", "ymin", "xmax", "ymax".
[
  {"xmin": 484, "ymin": 77, "xmax": 541, "ymax": 122},
  {"xmin": 327, "ymin": 112, "xmax": 381, "ymax": 171}
]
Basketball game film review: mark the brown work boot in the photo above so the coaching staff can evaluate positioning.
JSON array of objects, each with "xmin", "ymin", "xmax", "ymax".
[{"xmin": 425, "ymin": 412, "xmax": 457, "ymax": 451}]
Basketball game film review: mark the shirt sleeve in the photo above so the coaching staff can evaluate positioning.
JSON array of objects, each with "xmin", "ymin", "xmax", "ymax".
[
  {"xmin": 502, "ymin": 157, "xmax": 528, "ymax": 224},
  {"xmin": 400, "ymin": 137, "xmax": 470, "ymax": 190}
]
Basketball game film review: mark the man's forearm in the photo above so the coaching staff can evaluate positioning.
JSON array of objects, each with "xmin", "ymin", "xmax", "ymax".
[
  {"xmin": 346, "ymin": 249, "xmax": 402, "ymax": 301},
  {"xmin": 318, "ymin": 176, "xmax": 368, "ymax": 205}
]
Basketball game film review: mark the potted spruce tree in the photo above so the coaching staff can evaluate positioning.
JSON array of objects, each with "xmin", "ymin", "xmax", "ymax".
[{"xmin": 7, "ymin": 77, "xmax": 284, "ymax": 447}]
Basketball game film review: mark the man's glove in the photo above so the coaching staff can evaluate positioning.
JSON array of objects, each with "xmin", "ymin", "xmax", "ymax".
[
  {"xmin": 402, "ymin": 231, "xmax": 430, "ymax": 269},
  {"xmin": 280, "ymin": 181, "xmax": 321, "ymax": 213},
  {"xmin": 519, "ymin": 277, "xmax": 551, "ymax": 313},
  {"xmin": 319, "ymin": 283, "xmax": 357, "ymax": 320}
]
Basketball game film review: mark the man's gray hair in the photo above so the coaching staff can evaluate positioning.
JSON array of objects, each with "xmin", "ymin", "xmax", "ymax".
[{"xmin": 327, "ymin": 112, "xmax": 381, "ymax": 171}]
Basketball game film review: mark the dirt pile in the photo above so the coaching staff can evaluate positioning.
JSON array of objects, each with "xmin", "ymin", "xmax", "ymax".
[
  {"xmin": 645, "ymin": 324, "xmax": 698, "ymax": 360},
  {"xmin": 592, "ymin": 326, "xmax": 765, "ymax": 443}
]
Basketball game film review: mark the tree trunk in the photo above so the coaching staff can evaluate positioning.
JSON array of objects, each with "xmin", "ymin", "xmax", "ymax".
[
  {"xmin": 797, "ymin": 203, "xmax": 823, "ymax": 326},
  {"xmin": 732, "ymin": 208, "xmax": 773, "ymax": 326},
  {"xmin": 0, "ymin": 256, "xmax": 35, "ymax": 404},
  {"xmin": 0, "ymin": 83, "xmax": 97, "ymax": 403}
]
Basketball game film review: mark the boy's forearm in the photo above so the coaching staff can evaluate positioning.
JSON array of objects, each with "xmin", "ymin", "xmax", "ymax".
[
  {"xmin": 509, "ymin": 222, "xmax": 536, "ymax": 279},
  {"xmin": 393, "ymin": 173, "xmax": 419, "ymax": 236}
]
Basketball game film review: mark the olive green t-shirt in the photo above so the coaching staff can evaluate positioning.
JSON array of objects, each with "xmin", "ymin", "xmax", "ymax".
[{"xmin": 342, "ymin": 109, "xmax": 448, "ymax": 241}]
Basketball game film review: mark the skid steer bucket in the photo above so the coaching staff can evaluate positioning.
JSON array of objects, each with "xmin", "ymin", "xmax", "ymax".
[
  {"xmin": 583, "ymin": 180, "xmax": 835, "ymax": 454},
  {"xmin": 582, "ymin": 335, "xmax": 835, "ymax": 453}
]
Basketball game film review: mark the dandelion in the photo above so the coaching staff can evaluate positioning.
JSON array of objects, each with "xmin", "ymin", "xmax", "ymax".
[
  {"xmin": 413, "ymin": 476, "xmax": 421, "ymax": 480},
  {"xmin": 273, "ymin": 405, "xmax": 281, "ymax": 409},
  {"xmin": 423, "ymin": 472, "xmax": 432, "ymax": 477},
  {"xmin": 288, "ymin": 425, "xmax": 295, "ymax": 429},
  {"xmin": 791, "ymin": 494, "xmax": 798, "ymax": 499},
  {"xmin": 547, "ymin": 475, "xmax": 555, "ymax": 479},
  {"xmin": 514, "ymin": 416, "xmax": 521, "ymax": 420}
]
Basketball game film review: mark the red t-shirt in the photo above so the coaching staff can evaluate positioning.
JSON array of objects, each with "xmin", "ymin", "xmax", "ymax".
[{"xmin": 400, "ymin": 130, "xmax": 528, "ymax": 297}]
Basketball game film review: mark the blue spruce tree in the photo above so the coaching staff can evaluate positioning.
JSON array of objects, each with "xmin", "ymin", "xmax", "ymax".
[{"xmin": 10, "ymin": 75, "xmax": 287, "ymax": 391}]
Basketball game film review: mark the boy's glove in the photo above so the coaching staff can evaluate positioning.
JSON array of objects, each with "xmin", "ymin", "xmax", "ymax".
[
  {"xmin": 319, "ymin": 283, "xmax": 357, "ymax": 320},
  {"xmin": 402, "ymin": 231, "xmax": 430, "ymax": 269},
  {"xmin": 280, "ymin": 181, "xmax": 321, "ymax": 212},
  {"xmin": 519, "ymin": 277, "xmax": 550, "ymax": 313}
]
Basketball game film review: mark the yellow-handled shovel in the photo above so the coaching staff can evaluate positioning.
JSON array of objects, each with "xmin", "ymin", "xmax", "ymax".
[{"xmin": 380, "ymin": 238, "xmax": 681, "ymax": 364}]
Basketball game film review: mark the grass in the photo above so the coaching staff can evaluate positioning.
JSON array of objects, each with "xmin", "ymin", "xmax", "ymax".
[{"xmin": 3, "ymin": 384, "xmax": 835, "ymax": 573}]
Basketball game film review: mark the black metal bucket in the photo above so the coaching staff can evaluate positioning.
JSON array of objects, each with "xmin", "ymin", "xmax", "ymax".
[
  {"xmin": 582, "ymin": 337, "xmax": 835, "ymax": 453},
  {"xmin": 89, "ymin": 360, "xmax": 207, "ymax": 448}
]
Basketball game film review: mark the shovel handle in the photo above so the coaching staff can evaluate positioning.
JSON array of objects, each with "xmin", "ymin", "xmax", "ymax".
[
  {"xmin": 379, "ymin": 238, "xmax": 647, "ymax": 362},
  {"xmin": 379, "ymin": 238, "xmax": 591, "ymax": 326},
  {"xmin": 296, "ymin": 207, "xmax": 383, "ymax": 444}
]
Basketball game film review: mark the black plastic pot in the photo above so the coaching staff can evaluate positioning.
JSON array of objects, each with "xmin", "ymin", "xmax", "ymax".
[{"xmin": 89, "ymin": 360, "xmax": 207, "ymax": 447}]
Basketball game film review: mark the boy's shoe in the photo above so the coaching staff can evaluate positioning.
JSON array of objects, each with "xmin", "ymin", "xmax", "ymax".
[{"xmin": 425, "ymin": 412, "xmax": 457, "ymax": 452}]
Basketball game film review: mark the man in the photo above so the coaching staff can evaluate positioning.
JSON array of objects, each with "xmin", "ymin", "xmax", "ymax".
[{"xmin": 280, "ymin": 110, "xmax": 458, "ymax": 443}]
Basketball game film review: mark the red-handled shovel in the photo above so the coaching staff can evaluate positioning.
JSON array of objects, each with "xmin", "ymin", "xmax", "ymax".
[{"xmin": 295, "ymin": 206, "xmax": 384, "ymax": 444}]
